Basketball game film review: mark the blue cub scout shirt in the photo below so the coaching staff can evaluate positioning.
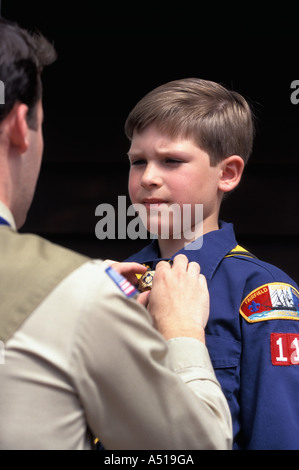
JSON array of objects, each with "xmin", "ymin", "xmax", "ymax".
[{"xmin": 126, "ymin": 221, "xmax": 299, "ymax": 450}]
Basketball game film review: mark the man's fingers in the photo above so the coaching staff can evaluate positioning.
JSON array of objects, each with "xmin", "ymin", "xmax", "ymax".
[
  {"xmin": 137, "ymin": 290, "xmax": 151, "ymax": 307},
  {"xmin": 171, "ymin": 254, "xmax": 189, "ymax": 270},
  {"xmin": 155, "ymin": 259, "xmax": 172, "ymax": 272},
  {"xmin": 198, "ymin": 273, "xmax": 207, "ymax": 286},
  {"xmin": 103, "ymin": 261, "xmax": 147, "ymax": 286},
  {"xmin": 187, "ymin": 261, "xmax": 201, "ymax": 275},
  {"xmin": 155, "ymin": 255, "xmax": 201, "ymax": 277}
]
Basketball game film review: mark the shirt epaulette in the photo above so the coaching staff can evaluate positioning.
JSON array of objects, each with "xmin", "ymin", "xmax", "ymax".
[{"xmin": 224, "ymin": 245, "xmax": 258, "ymax": 259}]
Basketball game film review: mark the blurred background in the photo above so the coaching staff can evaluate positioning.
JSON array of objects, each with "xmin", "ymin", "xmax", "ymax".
[{"xmin": 2, "ymin": 1, "xmax": 299, "ymax": 283}]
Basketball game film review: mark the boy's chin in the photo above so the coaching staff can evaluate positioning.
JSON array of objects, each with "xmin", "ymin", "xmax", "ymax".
[{"xmin": 147, "ymin": 226, "xmax": 184, "ymax": 240}]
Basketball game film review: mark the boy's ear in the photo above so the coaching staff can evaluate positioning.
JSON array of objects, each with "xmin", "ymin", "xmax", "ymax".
[
  {"xmin": 8, "ymin": 103, "xmax": 30, "ymax": 154},
  {"xmin": 218, "ymin": 155, "xmax": 244, "ymax": 193}
]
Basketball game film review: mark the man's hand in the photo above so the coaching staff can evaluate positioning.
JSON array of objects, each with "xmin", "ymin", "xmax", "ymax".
[
  {"xmin": 148, "ymin": 254, "xmax": 209, "ymax": 343},
  {"xmin": 104, "ymin": 260, "xmax": 147, "ymax": 285},
  {"xmin": 103, "ymin": 260, "xmax": 151, "ymax": 307}
]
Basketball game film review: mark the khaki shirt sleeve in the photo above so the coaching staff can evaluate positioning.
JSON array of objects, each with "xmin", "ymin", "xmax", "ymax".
[{"xmin": 70, "ymin": 261, "xmax": 232, "ymax": 450}]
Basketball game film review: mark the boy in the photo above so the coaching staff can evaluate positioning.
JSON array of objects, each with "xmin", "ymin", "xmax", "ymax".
[{"xmin": 125, "ymin": 78, "xmax": 299, "ymax": 449}]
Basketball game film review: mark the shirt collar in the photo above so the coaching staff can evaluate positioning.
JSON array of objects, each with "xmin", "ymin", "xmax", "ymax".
[
  {"xmin": 178, "ymin": 221, "xmax": 237, "ymax": 280},
  {"xmin": 128, "ymin": 221, "xmax": 237, "ymax": 281},
  {"xmin": 0, "ymin": 201, "xmax": 17, "ymax": 230}
]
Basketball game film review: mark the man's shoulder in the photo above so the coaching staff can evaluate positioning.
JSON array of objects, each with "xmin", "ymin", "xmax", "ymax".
[
  {"xmin": 1, "ymin": 227, "xmax": 88, "ymax": 266},
  {"xmin": 0, "ymin": 229, "xmax": 91, "ymax": 343}
]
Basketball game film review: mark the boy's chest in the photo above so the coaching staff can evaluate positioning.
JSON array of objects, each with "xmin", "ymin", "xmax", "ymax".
[
  {"xmin": 205, "ymin": 286, "xmax": 242, "ymax": 394},
  {"xmin": 204, "ymin": 265, "xmax": 244, "ymax": 422}
]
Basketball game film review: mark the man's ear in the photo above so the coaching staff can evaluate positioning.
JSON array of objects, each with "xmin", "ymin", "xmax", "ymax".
[
  {"xmin": 8, "ymin": 103, "xmax": 30, "ymax": 153},
  {"xmin": 218, "ymin": 155, "xmax": 245, "ymax": 193}
]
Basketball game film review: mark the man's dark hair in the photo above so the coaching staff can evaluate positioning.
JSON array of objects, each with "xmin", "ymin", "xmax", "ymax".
[{"xmin": 0, "ymin": 18, "xmax": 56, "ymax": 129}]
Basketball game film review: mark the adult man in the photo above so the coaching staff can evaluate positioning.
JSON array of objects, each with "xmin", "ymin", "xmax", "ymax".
[{"xmin": 0, "ymin": 19, "xmax": 232, "ymax": 450}]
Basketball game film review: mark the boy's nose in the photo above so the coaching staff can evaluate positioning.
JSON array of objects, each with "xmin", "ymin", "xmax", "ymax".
[{"xmin": 141, "ymin": 163, "xmax": 163, "ymax": 188}]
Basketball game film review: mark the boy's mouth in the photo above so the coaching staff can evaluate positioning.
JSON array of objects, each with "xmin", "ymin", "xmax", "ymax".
[{"xmin": 142, "ymin": 199, "xmax": 169, "ymax": 208}]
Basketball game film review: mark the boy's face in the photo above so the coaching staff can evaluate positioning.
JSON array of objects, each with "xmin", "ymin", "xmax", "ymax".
[{"xmin": 128, "ymin": 125, "xmax": 223, "ymax": 237}]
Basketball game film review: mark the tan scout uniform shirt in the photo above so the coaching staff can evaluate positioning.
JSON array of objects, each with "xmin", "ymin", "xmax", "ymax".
[{"xmin": 0, "ymin": 205, "xmax": 232, "ymax": 450}]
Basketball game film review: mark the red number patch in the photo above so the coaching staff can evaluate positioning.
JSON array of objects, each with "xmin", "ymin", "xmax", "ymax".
[{"xmin": 271, "ymin": 333, "xmax": 299, "ymax": 366}]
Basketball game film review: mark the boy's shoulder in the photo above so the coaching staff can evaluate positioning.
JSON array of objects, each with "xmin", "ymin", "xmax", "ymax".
[
  {"xmin": 220, "ymin": 248, "xmax": 299, "ymax": 323},
  {"xmin": 222, "ymin": 246, "xmax": 296, "ymax": 286}
]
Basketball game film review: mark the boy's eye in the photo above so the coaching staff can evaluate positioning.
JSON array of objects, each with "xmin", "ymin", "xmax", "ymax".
[
  {"xmin": 129, "ymin": 157, "xmax": 184, "ymax": 166},
  {"xmin": 130, "ymin": 159, "xmax": 146, "ymax": 166},
  {"xmin": 165, "ymin": 159, "xmax": 183, "ymax": 165}
]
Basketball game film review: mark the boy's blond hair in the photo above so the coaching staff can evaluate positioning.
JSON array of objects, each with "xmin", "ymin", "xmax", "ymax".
[{"xmin": 125, "ymin": 78, "xmax": 254, "ymax": 166}]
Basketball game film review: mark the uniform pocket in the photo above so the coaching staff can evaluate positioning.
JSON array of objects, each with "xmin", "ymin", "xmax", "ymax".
[{"xmin": 205, "ymin": 334, "xmax": 241, "ymax": 401}]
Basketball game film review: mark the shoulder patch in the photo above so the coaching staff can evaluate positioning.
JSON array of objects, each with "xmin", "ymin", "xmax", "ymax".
[
  {"xmin": 105, "ymin": 266, "xmax": 137, "ymax": 298},
  {"xmin": 240, "ymin": 282, "xmax": 299, "ymax": 323}
]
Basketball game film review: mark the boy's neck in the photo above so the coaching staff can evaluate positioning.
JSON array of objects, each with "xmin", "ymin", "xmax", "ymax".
[{"xmin": 158, "ymin": 219, "xmax": 220, "ymax": 259}]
